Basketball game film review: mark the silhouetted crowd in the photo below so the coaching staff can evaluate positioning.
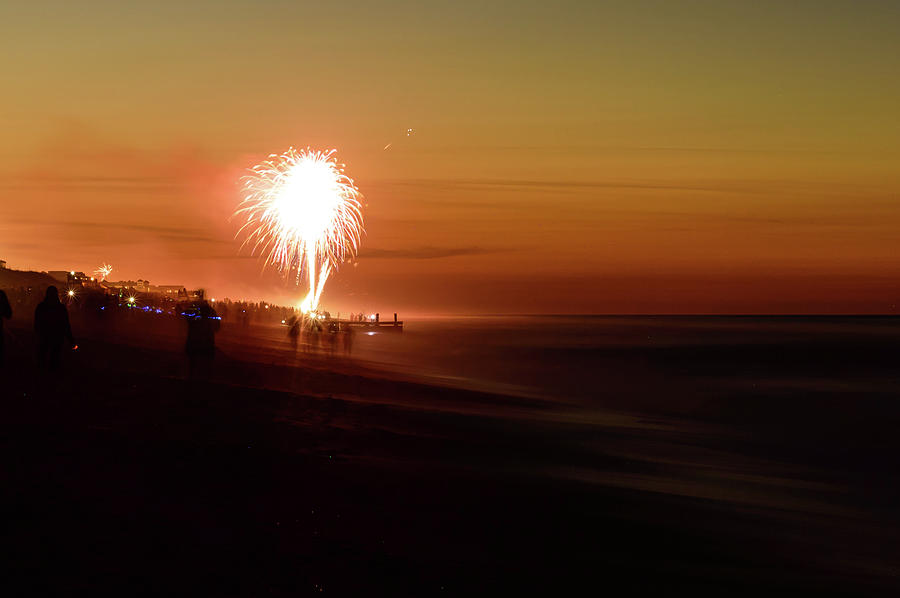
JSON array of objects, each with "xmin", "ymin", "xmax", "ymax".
[{"xmin": 0, "ymin": 284, "xmax": 362, "ymax": 375}]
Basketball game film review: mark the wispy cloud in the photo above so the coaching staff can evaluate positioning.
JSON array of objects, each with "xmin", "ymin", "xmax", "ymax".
[
  {"xmin": 376, "ymin": 177, "xmax": 886, "ymax": 197},
  {"xmin": 9, "ymin": 219, "xmax": 214, "ymax": 239},
  {"xmin": 379, "ymin": 178, "xmax": 736, "ymax": 194},
  {"xmin": 358, "ymin": 246, "xmax": 504, "ymax": 260},
  {"xmin": 0, "ymin": 174, "xmax": 179, "ymax": 193}
]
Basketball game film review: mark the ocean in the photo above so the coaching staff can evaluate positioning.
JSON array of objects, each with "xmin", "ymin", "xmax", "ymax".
[{"xmin": 347, "ymin": 315, "xmax": 900, "ymax": 406}]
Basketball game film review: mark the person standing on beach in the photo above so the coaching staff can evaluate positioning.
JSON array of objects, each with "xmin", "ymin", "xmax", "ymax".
[
  {"xmin": 34, "ymin": 286, "xmax": 76, "ymax": 371},
  {"xmin": 185, "ymin": 300, "xmax": 220, "ymax": 379},
  {"xmin": 287, "ymin": 315, "xmax": 300, "ymax": 351},
  {"xmin": 0, "ymin": 290, "xmax": 12, "ymax": 367},
  {"xmin": 342, "ymin": 325, "xmax": 354, "ymax": 355}
]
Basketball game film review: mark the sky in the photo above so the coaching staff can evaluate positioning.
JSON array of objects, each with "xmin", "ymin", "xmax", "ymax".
[{"xmin": 1, "ymin": 0, "xmax": 899, "ymax": 314}]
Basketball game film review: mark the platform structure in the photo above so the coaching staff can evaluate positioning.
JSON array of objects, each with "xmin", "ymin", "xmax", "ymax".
[{"xmin": 328, "ymin": 312, "xmax": 403, "ymax": 332}]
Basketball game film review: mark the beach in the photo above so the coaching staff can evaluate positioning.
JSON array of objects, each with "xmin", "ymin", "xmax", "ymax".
[{"xmin": 2, "ymin": 314, "xmax": 899, "ymax": 594}]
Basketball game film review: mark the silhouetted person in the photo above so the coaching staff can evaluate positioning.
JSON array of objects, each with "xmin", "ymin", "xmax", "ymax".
[
  {"xmin": 185, "ymin": 300, "xmax": 220, "ymax": 378},
  {"xmin": 287, "ymin": 315, "xmax": 300, "ymax": 350},
  {"xmin": 34, "ymin": 286, "xmax": 75, "ymax": 371},
  {"xmin": 327, "ymin": 321, "xmax": 339, "ymax": 354},
  {"xmin": 0, "ymin": 290, "xmax": 11, "ymax": 367},
  {"xmin": 343, "ymin": 326, "xmax": 354, "ymax": 355}
]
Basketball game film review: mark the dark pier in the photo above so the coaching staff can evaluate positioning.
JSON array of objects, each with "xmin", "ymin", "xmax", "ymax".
[{"xmin": 331, "ymin": 312, "xmax": 403, "ymax": 332}]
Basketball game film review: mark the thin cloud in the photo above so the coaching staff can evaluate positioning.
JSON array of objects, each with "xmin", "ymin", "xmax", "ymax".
[
  {"xmin": 10, "ymin": 219, "xmax": 214, "ymax": 239},
  {"xmin": 376, "ymin": 177, "xmax": 882, "ymax": 197},
  {"xmin": 359, "ymin": 246, "xmax": 504, "ymax": 260},
  {"xmin": 380, "ymin": 178, "xmax": 730, "ymax": 193},
  {"xmin": 0, "ymin": 175, "xmax": 179, "ymax": 192}
]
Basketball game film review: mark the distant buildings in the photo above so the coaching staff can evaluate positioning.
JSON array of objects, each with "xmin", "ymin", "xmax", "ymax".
[
  {"xmin": 48, "ymin": 271, "xmax": 92, "ymax": 285},
  {"xmin": 151, "ymin": 284, "xmax": 187, "ymax": 297},
  {"xmin": 10, "ymin": 265, "xmax": 203, "ymax": 302},
  {"xmin": 1, "ymin": 265, "xmax": 211, "ymax": 308},
  {"xmin": 102, "ymin": 280, "xmax": 195, "ymax": 299}
]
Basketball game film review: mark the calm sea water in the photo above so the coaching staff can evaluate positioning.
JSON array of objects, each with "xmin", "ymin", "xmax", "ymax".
[{"xmin": 345, "ymin": 315, "xmax": 900, "ymax": 402}]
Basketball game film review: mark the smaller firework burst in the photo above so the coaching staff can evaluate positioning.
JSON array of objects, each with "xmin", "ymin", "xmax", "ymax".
[{"xmin": 94, "ymin": 263, "xmax": 113, "ymax": 282}]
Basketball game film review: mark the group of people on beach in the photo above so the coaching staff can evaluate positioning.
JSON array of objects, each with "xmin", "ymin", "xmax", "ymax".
[
  {"xmin": 0, "ymin": 285, "xmax": 224, "ymax": 376},
  {"xmin": 286, "ymin": 315, "xmax": 355, "ymax": 355},
  {"xmin": 0, "ymin": 284, "xmax": 358, "ymax": 377}
]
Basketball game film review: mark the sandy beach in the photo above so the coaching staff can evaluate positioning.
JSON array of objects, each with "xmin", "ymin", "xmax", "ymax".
[{"xmin": 2, "ymin": 313, "xmax": 899, "ymax": 595}]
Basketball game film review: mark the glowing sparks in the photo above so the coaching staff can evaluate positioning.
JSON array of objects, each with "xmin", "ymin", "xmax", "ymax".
[
  {"xmin": 94, "ymin": 263, "xmax": 113, "ymax": 281},
  {"xmin": 235, "ymin": 147, "xmax": 364, "ymax": 313},
  {"xmin": 383, "ymin": 128, "xmax": 415, "ymax": 150}
]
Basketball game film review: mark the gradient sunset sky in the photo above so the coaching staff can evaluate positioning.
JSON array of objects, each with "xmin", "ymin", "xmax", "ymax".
[{"xmin": 1, "ymin": 1, "xmax": 898, "ymax": 313}]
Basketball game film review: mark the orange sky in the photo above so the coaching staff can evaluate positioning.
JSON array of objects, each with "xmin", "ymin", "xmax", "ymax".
[{"xmin": 1, "ymin": 1, "xmax": 899, "ymax": 313}]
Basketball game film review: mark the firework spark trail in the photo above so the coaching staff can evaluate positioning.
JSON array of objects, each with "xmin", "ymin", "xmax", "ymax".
[
  {"xmin": 94, "ymin": 263, "xmax": 113, "ymax": 281},
  {"xmin": 234, "ymin": 147, "xmax": 364, "ymax": 313},
  {"xmin": 382, "ymin": 127, "xmax": 414, "ymax": 150}
]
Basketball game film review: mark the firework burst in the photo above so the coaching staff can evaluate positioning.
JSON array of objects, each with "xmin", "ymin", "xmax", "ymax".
[
  {"xmin": 235, "ymin": 147, "xmax": 364, "ymax": 312},
  {"xmin": 94, "ymin": 263, "xmax": 113, "ymax": 282}
]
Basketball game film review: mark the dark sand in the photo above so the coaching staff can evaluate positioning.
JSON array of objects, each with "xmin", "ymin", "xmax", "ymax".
[{"xmin": 2, "ymin": 314, "xmax": 899, "ymax": 595}]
